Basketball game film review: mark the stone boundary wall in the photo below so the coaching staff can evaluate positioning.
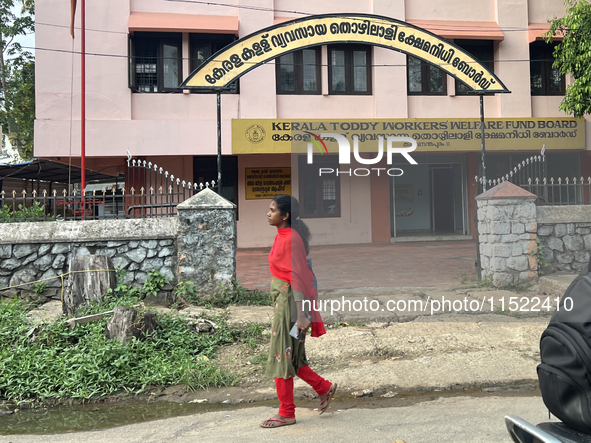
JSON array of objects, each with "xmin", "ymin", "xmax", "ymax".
[
  {"xmin": 0, "ymin": 189, "xmax": 237, "ymax": 301},
  {"xmin": 0, "ymin": 218, "xmax": 177, "ymax": 300},
  {"xmin": 536, "ymin": 206, "xmax": 591, "ymax": 274},
  {"xmin": 476, "ymin": 197, "xmax": 538, "ymax": 286}
]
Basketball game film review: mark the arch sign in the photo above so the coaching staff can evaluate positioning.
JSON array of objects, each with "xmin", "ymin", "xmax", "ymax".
[{"xmin": 181, "ymin": 13, "xmax": 509, "ymax": 93}]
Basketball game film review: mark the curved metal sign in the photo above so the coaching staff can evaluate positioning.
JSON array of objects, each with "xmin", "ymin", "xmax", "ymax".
[{"xmin": 181, "ymin": 13, "xmax": 509, "ymax": 93}]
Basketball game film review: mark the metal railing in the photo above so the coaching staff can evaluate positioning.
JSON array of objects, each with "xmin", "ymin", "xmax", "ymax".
[
  {"xmin": 473, "ymin": 147, "xmax": 590, "ymax": 205},
  {"xmin": 521, "ymin": 176, "xmax": 591, "ymax": 206},
  {"xmin": 475, "ymin": 150, "xmax": 546, "ymax": 193},
  {"xmin": 0, "ymin": 158, "xmax": 217, "ymax": 222}
]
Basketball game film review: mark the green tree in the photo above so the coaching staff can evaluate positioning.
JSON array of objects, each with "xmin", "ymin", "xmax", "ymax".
[
  {"xmin": 546, "ymin": 0, "xmax": 591, "ymax": 117},
  {"xmin": 0, "ymin": 0, "xmax": 34, "ymax": 160},
  {"xmin": 2, "ymin": 54, "xmax": 34, "ymax": 159}
]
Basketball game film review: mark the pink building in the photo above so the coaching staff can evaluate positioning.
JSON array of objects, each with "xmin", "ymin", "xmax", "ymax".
[{"xmin": 35, "ymin": 0, "xmax": 590, "ymax": 247}]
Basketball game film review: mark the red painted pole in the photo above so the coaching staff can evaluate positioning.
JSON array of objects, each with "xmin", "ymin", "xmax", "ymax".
[
  {"xmin": 80, "ymin": 0, "xmax": 86, "ymax": 194},
  {"xmin": 80, "ymin": 0, "xmax": 86, "ymax": 219}
]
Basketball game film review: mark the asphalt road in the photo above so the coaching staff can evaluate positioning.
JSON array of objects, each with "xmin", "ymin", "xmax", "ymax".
[{"xmin": 2, "ymin": 394, "xmax": 554, "ymax": 443}]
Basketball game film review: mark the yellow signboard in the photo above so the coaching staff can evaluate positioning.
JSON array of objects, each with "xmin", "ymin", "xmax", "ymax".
[
  {"xmin": 245, "ymin": 167, "xmax": 291, "ymax": 199},
  {"xmin": 182, "ymin": 14, "xmax": 508, "ymax": 93},
  {"xmin": 232, "ymin": 118, "xmax": 585, "ymax": 154}
]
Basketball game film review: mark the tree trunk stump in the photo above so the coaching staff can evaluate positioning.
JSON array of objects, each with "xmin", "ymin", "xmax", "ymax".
[
  {"xmin": 63, "ymin": 255, "xmax": 117, "ymax": 316},
  {"xmin": 106, "ymin": 306, "xmax": 157, "ymax": 344}
]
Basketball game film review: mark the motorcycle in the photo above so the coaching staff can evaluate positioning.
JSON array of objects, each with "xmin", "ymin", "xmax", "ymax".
[{"xmin": 505, "ymin": 415, "xmax": 591, "ymax": 443}]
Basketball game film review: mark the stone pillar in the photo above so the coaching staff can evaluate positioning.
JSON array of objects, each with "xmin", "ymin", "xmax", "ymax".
[
  {"xmin": 476, "ymin": 181, "xmax": 538, "ymax": 287},
  {"xmin": 176, "ymin": 188, "xmax": 237, "ymax": 295}
]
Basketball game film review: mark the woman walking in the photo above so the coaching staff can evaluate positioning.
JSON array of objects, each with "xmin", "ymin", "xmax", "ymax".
[{"xmin": 260, "ymin": 194, "xmax": 337, "ymax": 428}]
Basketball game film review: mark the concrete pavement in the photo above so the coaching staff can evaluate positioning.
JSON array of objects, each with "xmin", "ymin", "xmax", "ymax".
[{"xmin": 2, "ymin": 395, "xmax": 556, "ymax": 442}]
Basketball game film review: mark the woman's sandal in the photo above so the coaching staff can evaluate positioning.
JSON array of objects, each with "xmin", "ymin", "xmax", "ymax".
[
  {"xmin": 259, "ymin": 415, "xmax": 296, "ymax": 428},
  {"xmin": 318, "ymin": 382, "xmax": 338, "ymax": 415}
]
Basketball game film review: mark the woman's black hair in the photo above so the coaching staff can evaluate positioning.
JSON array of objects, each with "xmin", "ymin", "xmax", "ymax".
[{"xmin": 272, "ymin": 194, "xmax": 311, "ymax": 255}]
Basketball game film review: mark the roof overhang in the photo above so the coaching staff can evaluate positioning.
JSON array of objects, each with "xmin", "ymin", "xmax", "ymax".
[
  {"xmin": 528, "ymin": 23, "xmax": 564, "ymax": 43},
  {"xmin": 407, "ymin": 19, "xmax": 504, "ymax": 41},
  {"xmin": 0, "ymin": 159, "xmax": 118, "ymax": 184},
  {"xmin": 129, "ymin": 12, "xmax": 239, "ymax": 35}
]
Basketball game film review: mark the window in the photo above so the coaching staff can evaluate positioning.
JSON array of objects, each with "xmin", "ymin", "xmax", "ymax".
[
  {"xmin": 407, "ymin": 55, "xmax": 446, "ymax": 95},
  {"xmin": 454, "ymin": 40, "xmax": 494, "ymax": 95},
  {"xmin": 530, "ymin": 41, "xmax": 564, "ymax": 95},
  {"xmin": 328, "ymin": 45, "xmax": 372, "ymax": 95},
  {"xmin": 129, "ymin": 32, "xmax": 182, "ymax": 93},
  {"xmin": 298, "ymin": 156, "xmax": 340, "ymax": 218},
  {"xmin": 190, "ymin": 34, "xmax": 238, "ymax": 93},
  {"xmin": 128, "ymin": 33, "xmax": 238, "ymax": 93},
  {"xmin": 275, "ymin": 48, "xmax": 321, "ymax": 94}
]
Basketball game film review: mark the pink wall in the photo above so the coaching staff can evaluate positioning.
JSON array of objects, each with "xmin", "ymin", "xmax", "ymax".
[
  {"xmin": 35, "ymin": 0, "xmax": 130, "ymax": 123},
  {"xmin": 528, "ymin": 0, "xmax": 567, "ymax": 23},
  {"xmin": 276, "ymin": 96, "xmax": 375, "ymax": 119},
  {"xmin": 496, "ymin": 0, "xmax": 532, "ymax": 117},
  {"xmin": 237, "ymin": 154, "xmax": 373, "ymax": 248},
  {"xmin": 35, "ymin": 0, "xmax": 591, "ymax": 247},
  {"xmin": 408, "ymin": 95, "xmax": 500, "ymax": 119},
  {"xmin": 275, "ymin": 0, "xmax": 371, "ymax": 16},
  {"xmin": 36, "ymin": 0, "xmax": 587, "ymax": 159},
  {"xmin": 405, "ymin": 0, "xmax": 495, "ymax": 21},
  {"xmin": 130, "ymin": 0, "xmax": 239, "ymax": 16}
]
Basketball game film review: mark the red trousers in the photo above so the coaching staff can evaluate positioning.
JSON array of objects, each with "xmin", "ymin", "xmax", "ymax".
[{"xmin": 275, "ymin": 365, "xmax": 332, "ymax": 418}]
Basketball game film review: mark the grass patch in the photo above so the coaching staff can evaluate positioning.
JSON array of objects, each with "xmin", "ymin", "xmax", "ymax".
[
  {"xmin": 348, "ymin": 321, "xmax": 366, "ymax": 327},
  {"xmin": 477, "ymin": 275, "xmax": 494, "ymax": 288},
  {"xmin": 230, "ymin": 322, "xmax": 269, "ymax": 349},
  {"xmin": 459, "ymin": 273, "xmax": 478, "ymax": 285},
  {"xmin": 250, "ymin": 352, "xmax": 268, "ymax": 365},
  {"xmin": 179, "ymin": 280, "xmax": 272, "ymax": 308},
  {"xmin": 0, "ymin": 295, "xmax": 239, "ymax": 403},
  {"xmin": 494, "ymin": 306, "xmax": 524, "ymax": 319},
  {"xmin": 457, "ymin": 273, "xmax": 533, "ymax": 294},
  {"xmin": 502, "ymin": 283, "xmax": 534, "ymax": 293}
]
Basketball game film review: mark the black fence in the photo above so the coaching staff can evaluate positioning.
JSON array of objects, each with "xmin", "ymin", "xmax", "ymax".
[
  {"xmin": 475, "ymin": 152, "xmax": 546, "ymax": 195},
  {"xmin": 0, "ymin": 158, "xmax": 216, "ymax": 222},
  {"xmin": 474, "ymin": 149, "xmax": 590, "ymax": 205},
  {"xmin": 521, "ymin": 176, "xmax": 591, "ymax": 206}
]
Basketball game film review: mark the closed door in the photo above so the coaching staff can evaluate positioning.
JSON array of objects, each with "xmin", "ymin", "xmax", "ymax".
[{"xmin": 432, "ymin": 168, "xmax": 454, "ymax": 232}]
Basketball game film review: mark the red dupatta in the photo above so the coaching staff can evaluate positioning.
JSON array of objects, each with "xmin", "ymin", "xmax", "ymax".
[{"xmin": 269, "ymin": 228, "xmax": 326, "ymax": 337}]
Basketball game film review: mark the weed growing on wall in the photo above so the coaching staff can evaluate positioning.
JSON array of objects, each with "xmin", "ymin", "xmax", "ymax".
[
  {"xmin": 33, "ymin": 282, "xmax": 48, "ymax": 294},
  {"xmin": 173, "ymin": 281, "xmax": 197, "ymax": 301},
  {"xmin": 531, "ymin": 237, "xmax": 550, "ymax": 275},
  {"xmin": 142, "ymin": 269, "xmax": 168, "ymax": 297}
]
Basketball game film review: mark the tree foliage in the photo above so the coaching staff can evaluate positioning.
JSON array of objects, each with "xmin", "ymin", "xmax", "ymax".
[
  {"xmin": 0, "ymin": 0, "xmax": 34, "ymax": 160},
  {"xmin": 1, "ymin": 54, "xmax": 34, "ymax": 159},
  {"xmin": 546, "ymin": 0, "xmax": 591, "ymax": 117}
]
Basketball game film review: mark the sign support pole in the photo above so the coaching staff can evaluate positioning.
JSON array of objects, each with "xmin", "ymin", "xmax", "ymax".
[{"xmin": 480, "ymin": 94, "xmax": 486, "ymax": 192}]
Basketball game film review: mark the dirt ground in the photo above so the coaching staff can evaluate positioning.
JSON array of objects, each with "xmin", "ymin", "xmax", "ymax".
[{"xmin": 18, "ymin": 283, "xmax": 553, "ymax": 409}]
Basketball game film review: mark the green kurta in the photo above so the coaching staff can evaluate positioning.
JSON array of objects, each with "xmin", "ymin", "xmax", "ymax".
[{"xmin": 266, "ymin": 277, "xmax": 308, "ymax": 379}]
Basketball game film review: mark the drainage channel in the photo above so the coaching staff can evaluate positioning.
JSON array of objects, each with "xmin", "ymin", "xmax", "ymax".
[{"xmin": 1, "ymin": 385, "xmax": 539, "ymax": 435}]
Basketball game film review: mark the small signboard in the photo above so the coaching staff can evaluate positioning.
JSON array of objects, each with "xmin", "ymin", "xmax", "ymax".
[
  {"xmin": 395, "ymin": 184, "xmax": 414, "ymax": 202},
  {"xmin": 245, "ymin": 167, "xmax": 291, "ymax": 199}
]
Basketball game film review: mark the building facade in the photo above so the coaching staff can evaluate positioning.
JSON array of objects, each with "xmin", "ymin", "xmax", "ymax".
[{"xmin": 35, "ymin": 0, "xmax": 590, "ymax": 247}]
